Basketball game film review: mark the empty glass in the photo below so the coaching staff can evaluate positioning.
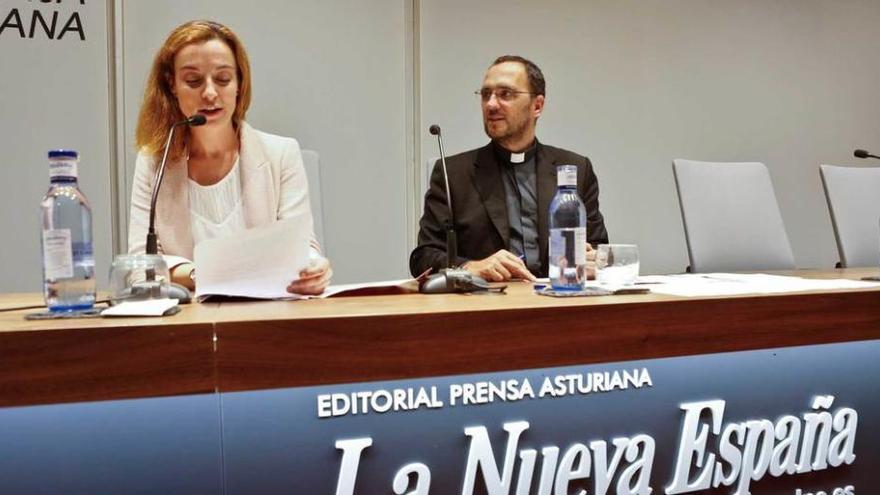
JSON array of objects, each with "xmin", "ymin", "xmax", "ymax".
[
  {"xmin": 596, "ymin": 244, "xmax": 640, "ymax": 286},
  {"xmin": 109, "ymin": 254, "xmax": 170, "ymax": 303}
]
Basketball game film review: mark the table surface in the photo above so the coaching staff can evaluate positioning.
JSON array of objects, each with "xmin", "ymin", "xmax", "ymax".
[
  {"xmin": 2, "ymin": 268, "xmax": 879, "ymax": 407},
  {"xmin": 2, "ymin": 268, "xmax": 876, "ymax": 332}
]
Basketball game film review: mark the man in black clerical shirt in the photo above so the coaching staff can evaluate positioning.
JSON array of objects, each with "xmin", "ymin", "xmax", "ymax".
[{"xmin": 410, "ymin": 55, "xmax": 608, "ymax": 281}]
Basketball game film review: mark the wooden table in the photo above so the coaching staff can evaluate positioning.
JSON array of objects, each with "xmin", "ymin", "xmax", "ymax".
[
  {"xmin": 2, "ymin": 268, "xmax": 880, "ymax": 407},
  {"xmin": 3, "ymin": 269, "xmax": 880, "ymax": 494}
]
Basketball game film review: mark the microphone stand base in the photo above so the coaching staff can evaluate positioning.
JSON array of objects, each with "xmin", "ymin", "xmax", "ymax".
[{"xmin": 419, "ymin": 269, "xmax": 491, "ymax": 294}]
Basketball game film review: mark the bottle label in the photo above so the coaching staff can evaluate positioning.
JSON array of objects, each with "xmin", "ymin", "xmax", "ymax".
[
  {"xmin": 556, "ymin": 165, "xmax": 577, "ymax": 187},
  {"xmin": 49, "ymin": 159, "xmax": 78, "ymax": 179},
  {"xmin": 549, "ymin": 227, "xmax": 587, "ymax": 265},
  {"xmin": 42, "ymin": 229, "xmax": 74, "ymax": 279}
]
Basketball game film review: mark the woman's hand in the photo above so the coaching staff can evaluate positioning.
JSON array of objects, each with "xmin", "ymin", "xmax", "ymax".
[
  {"xmin": 287, "ymin": 256, "xmax": 333, "ymax": 295},
  {"xmin": 171, "ymin": 262, "xmax": 196, "ymax": 290}
]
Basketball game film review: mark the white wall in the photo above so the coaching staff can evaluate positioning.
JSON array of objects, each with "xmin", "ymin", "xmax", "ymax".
[
  {"xmin": 119, "ymin": 0, "xmax": 411, "ymax": 284},
  {"xmin": 0, "ymin": 0, "xmax": 114, "ymax": 293},
  {"xmin": 420, "ymin": 0, "xmax": 880, "ymax": 274},
  {"xmin": 4, "ymin": 0, "xmax": 880, "ymax": 294}
]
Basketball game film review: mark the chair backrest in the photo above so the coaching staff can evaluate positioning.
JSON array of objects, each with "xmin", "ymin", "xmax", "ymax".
[
  {"xmin": 819, "ymin": 164, "xmax": 880, "ymax": 267},
  {"xmin": 672, "ymin": 159, "xmax": 796, "ymax": 272},
  {"xmin": 301, "ymin": 149, "xmax": 325, "ymax": 247}
]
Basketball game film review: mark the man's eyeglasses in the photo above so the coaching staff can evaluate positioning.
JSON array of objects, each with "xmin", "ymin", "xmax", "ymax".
[{"xmin": 475, "ymin": 88, "xmax": 536, "ymax": 102}]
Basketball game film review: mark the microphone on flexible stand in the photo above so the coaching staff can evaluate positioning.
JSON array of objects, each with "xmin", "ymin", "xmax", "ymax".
[
  {"xmin": 430, "ymin": 124, "xmax": 458, "ymax": 269},
  {"xmin": 419, "ymin": 125, "xmax": 490, "ymax": 294},
  {"xmin": 147, "ymin": 113, "xmax": 207, "ymax": 255},
  {"xmin": 111, "ymin": 114, "xmax": 207, "ymax": 305},
  {"xmin": 854, "ymin": 149, "xmax": 880, "ymax": 161},
  {"xmin": 854, "ymin": 149, "xmax": 880, "ymax": 282}
]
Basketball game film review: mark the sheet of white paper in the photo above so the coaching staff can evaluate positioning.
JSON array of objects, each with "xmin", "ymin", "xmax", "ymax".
[
  {"xmin": 579, "ymin": 280, "xmax": 650, "ymax": 294},
  {"xmin": 195, "ymin": 216, "xmax": 310, "ymax": 300},
  {"xmin": 315, "ymin": 278, "xmax": 416, "ymax": 298},
  {"xmin": 635, "ymin": 275, "xmax": 681, "ymax": 284},
  {"xmin": 648, "ymin": 273, "xmax": 880, "ymax": 297},
  {"xmin": 101, "ymin": 298, "xmax": 179, "ymax": 317}
]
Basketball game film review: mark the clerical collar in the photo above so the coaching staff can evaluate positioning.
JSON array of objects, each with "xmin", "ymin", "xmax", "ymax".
[{"xmin": 493, "ymin": 140, "xmax": 538, "ymax": 165}]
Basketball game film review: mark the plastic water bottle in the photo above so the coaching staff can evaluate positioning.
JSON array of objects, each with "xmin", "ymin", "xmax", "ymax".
[
  {"xmin": 40, "ymin": 150, "xmax": 96, "ymax": 311},
  {"xmin": 549, "ymin": 164, "xmax": 587, "ymax": 290}
]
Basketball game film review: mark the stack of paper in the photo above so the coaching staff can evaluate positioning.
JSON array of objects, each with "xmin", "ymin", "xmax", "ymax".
[
  {"xmin": 195, "ymin": 216, "xmax": 310, "ymax": 301},
  {"xmin": 644, "ymin": 273, "xmax": 880, "ymax": 297}
]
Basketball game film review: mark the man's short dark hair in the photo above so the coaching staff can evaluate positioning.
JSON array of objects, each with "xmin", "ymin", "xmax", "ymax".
[{"xmin": 492, "ymin": 55, "xmax": 546, "ymax": 96}]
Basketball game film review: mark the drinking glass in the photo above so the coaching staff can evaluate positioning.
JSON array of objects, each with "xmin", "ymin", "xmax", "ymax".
[
  {"xmin": 596, "ymin": 244, "xmax": 640, "ymax": 286},
  {"xmin": 109, "ymin": 254, "xmax": 170, "ymax": 303}
]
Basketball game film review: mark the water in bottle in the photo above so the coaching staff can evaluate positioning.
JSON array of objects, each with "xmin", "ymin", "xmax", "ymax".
[
  {"xmin": 40, "ymin": 150, "xmax": 96, "ymax": 311},
  {"xmin": 549, "ymin": 164, "xmax": 587, "ymax": 290}
]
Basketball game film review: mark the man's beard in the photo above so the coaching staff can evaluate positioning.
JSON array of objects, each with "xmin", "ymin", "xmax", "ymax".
[{"xmin": 484, "ymin": 117, "xmax": 529, "ymax": 145}]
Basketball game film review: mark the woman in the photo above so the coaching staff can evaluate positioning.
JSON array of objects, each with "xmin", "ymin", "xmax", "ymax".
[{"xmin": 128, "ymin": 20, "xmax": 331, "ymax": 295}]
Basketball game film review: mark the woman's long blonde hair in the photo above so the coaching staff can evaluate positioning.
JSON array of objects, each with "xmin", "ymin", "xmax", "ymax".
[{"xmin": 135, "ymin": 20, "xmax": 252, "ymax": 160}]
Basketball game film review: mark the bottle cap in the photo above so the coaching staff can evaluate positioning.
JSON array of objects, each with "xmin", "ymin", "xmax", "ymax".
[
  {"xmin": 48, "ymin": 150, "xmax": 78, "ymax": 179},
  {"xmin": 556, "ymin": 165, "xmax": 577, "ymax": 187},
  {"xmin": 48, "ymin": 150, "xmax": 79, "ymax": 159}
]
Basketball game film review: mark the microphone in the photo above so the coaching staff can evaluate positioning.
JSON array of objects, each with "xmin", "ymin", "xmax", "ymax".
[
  {"xmin": 419, "ymin": 125, "xmax": 490, "ymax": 294},
  {"xmin": 146, "ymin": 114, "xmax": 207, "ymax": 254},
  {"xmin": 127, "ymin": 113, "xmax": 206, "ymax": 303},
  {"xmin": 854, "ymin": 149, "xmax": 880, "ymax": 160},
  {"xmin": 428, "ymin": 124, "xmax": 457, "ymax": 268}
]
